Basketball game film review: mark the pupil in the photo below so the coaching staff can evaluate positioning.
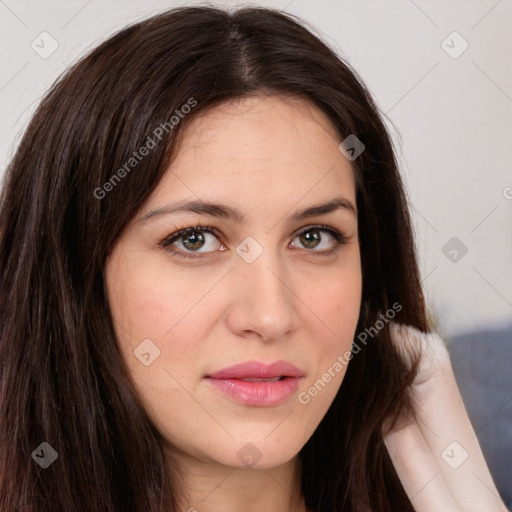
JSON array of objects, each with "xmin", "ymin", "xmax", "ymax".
[
  {"xmin": 183, "ymin": 231, "xmax": 205, "ymax": 250},
  {"xmin": 301, "ymin": 229, "xmax": 320, "ymax": 248}
]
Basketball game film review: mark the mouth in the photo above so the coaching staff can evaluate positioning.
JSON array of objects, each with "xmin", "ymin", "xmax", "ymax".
[
  {"xmin": 204, "ymin": 360, "xmax": 304, "ymax": 406},
  {"xmin": 205, "ymin": 360, "xmax": 304, "ymax": 380},
  {"xmin": 236, "ymin": 376, "xmax": 284, "ymax": 382},
  {"xmin": 205, "ymin": 376, "xmax": 302, "ymax": 406}
]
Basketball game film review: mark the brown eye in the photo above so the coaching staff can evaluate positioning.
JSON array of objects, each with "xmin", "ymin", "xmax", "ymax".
[
  {"xmin": 298, "ymin": 228, "xmax": 323, "ymax": 249},
  {"xmin": 161, "ymin": 225, "xmax": 223, "ymax": 258},
  {"xmin": 292, "ymin": 225, "xmax": 347, "ymax": 254},
  {"xmin": 179, "ymin": 229, "xmax": 206, "ymax": 251},
  {"xmin": 160, "ymin": 224, "xmax": 347, "ymax": 260}
]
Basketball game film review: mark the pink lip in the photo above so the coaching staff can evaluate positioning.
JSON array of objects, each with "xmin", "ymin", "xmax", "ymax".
[
  {"xmin": 205, "ymin": 360, "xmax": 304, "ymax": 407},
  {"xmin": 206, "ymin": 360, "xmax": 304, "ymax": 380}
]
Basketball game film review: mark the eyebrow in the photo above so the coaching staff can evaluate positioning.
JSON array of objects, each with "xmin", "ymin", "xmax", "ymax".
[{"xmin": 140, "ymin": 196, "xmax": 357, "ymax": 224}]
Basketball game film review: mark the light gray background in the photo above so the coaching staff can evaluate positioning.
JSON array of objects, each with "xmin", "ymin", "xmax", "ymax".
[{"xmin": 1, "ymin": 0, "xmax": 511, "ymax": 339}]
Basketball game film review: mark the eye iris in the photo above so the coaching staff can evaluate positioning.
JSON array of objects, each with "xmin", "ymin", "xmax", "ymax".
[
  {"xmin": 300, "ymin": 229, "xmax": 321, "ymax": 249},
  {"xmin": 182, "ymin": 230, "xmax": 205, "ymax": 251}
]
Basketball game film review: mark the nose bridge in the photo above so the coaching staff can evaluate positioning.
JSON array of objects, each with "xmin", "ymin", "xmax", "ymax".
[
  {"xmin": 238, "ymin": 234, "xmax": 290, "ymax": 301},
  {"xmin": 228, "ymin": 234, "xmax": 299, "ymax": 340}
]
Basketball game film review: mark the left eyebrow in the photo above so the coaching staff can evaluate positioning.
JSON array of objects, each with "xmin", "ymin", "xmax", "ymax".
[{"xmin": 139, "ymin": 196, "xmax": 357, "ymax": 224}]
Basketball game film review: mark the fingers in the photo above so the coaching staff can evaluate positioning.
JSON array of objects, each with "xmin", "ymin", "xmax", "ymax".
[
  {"xmin": 389, "ymin": 323, "xmax": 508, "ymax": 511},
  {"xmin": 413, "ymin": 357, "xmax": 508, "ymax": 511},
  {"xmin": 389, "ymin": 322, "xmax": 450, "ymax": 378},
  {"xmin": 384, "ymin": 418, "xmax": 462, "ymax": 512}
]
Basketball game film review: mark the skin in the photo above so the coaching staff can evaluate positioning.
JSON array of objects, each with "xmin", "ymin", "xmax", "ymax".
[
  {"xmin": 386, "ymin": 324, "xmax": 509, "ymax": 512},
  {"xmin": 105, "ymin": 94, "xmax": 362, "ymax": 512}
]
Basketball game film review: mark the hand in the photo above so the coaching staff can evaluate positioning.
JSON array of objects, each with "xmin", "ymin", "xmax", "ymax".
[{"xmin": 383, "ymin": 322, "xmax": 509, "ymax": 512}]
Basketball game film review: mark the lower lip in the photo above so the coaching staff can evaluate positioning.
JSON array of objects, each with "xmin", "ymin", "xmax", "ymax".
[{"xmin": 205, "ymin": 377, "xmax": 302, "ymax": 406}]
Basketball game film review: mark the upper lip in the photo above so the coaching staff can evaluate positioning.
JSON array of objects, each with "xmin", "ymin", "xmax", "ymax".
[{"xmin": 206, "ymin": 360, "xmax": 304, "ymax": 379}]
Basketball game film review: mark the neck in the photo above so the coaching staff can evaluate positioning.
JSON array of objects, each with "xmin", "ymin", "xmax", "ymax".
[{"xmin": 168, "ymin": 449, "xmax": 308, "ymax": 512}]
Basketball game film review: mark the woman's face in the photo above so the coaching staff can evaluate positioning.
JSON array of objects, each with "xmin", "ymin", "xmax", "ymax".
[{"xmin": 105, "ymin": 95, "xmax": 362, "ymax": 470}]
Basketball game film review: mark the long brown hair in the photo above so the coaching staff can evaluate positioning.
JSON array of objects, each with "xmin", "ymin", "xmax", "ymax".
[{"xmin": 0, "ymin": 6, "xmax": 429, "ymax": 511}]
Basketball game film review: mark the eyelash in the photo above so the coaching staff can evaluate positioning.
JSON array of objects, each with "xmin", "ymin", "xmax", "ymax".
[{"xmin": 159, "ymin": 224, "xmax": 348, "ymax": 260}]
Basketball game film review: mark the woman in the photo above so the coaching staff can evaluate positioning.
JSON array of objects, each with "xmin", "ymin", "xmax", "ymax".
[{"xmin": 0, "ymin": 5, "xmax": 507, "ymax": 511}]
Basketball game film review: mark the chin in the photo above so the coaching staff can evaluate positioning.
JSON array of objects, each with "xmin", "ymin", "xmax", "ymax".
[{"xmin": 207, "ymin": 437, "xmax": 301, "ymax": 470}]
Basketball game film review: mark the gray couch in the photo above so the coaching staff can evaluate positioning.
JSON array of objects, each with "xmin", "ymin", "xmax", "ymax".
[{"xmin": 448, "ymin": 324, "xmax": 512, "ymax": 508}]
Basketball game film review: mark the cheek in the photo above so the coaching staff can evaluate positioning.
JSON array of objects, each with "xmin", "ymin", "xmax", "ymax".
[
  {"xmin": 296, "ymin": 263, "xmax": 362, "ymax": 418},
  {"xmin": 108, "ymin": 253, "xmax": 224, "ymax": 345},
  {"xmin": 107, "ymin": 258, "xmax": 229, "ymax": 419},
  {"xmin": 302, "ymin": 260, "xmax": 362, "ymax": 347},
  {"xmin": 107, "ymin": 263, "xmax": 217, "ymax": 424}
]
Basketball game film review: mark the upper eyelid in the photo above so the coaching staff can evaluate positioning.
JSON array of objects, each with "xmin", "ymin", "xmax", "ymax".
[
  {"xmin": 161, "ymin": 224, "xmax": 345, "ymax": 248},
  {"xmin": 164, "ymin": 224, "xmax": 342, "ymax": 240}
]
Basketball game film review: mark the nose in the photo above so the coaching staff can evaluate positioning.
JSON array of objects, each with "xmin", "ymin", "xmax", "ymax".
[{"xmin": 225, "ymin": 241, "xmax": 301, "ymax": 343}]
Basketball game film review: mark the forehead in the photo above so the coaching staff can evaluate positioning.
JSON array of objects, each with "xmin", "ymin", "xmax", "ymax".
[
  {"xmin": 145, "ymin": 95, "xmax": 356, "ymax": 221},
  {"xmin": 175, "ymin": 94, "xmax": 346, "ymax": 166}
]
